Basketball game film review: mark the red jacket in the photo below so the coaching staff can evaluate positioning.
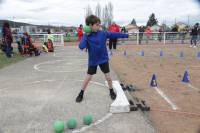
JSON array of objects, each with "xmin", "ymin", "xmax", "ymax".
[
  {"xmin": 108, "ymin": 23, "xmax": 120, "ymax": 32},
  {"xmin": 77, "ymin": 27, "xmax": 83, "ymax": 37}
]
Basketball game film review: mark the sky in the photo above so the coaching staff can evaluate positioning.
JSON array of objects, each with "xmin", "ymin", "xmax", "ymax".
[{"xmin": 0, "ymin": 0, "xmax": 200, "ymax": 26}]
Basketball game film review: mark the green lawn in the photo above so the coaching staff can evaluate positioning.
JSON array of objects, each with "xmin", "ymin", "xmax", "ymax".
[
  {"xmin": 0, "ymin": 49, "xmax": 26, "ymax": 69},
  {"xmin": 64, "ymin": 36, "xmax": 78, "ymax": 42}
]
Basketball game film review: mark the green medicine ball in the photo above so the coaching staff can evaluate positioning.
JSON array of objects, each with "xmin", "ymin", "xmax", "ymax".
[
  {"xmin": 83, "ymin": 114, "xmax": 93, "ymax": 125},
  {"xmin": 53, "ymin": 120, "xmax": 65, "ymax": 133},
  {"xmin": 67, "ymin": 118, "xmax": 77, "ymax": 129},
  {"xmin": 83, "ymin": 25, "xmax": 92, "ymax": 33}
]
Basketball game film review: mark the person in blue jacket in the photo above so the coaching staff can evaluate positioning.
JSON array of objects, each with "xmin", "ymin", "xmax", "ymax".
[{"xmin": 76, "ymin": 15, "xmax": 129, "ymax": 103}]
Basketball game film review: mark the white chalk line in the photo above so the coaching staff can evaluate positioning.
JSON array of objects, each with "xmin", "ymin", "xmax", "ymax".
[
  {"xmin": 71, "ymin": 113, "xmax": 113, "ymax": 133},
  {"xmin": 33, "ymin": 60, "xmax": 86, "ymax": 73},
  {"xmin": 188, "ymin": 84, "xmax": 200, "ymax": 91},
  {"xmin": 154, "ymin": 87, "xmax": 178, "ymax": 110}
]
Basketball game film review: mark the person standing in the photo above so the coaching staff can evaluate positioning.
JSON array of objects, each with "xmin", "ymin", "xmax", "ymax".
[
  {"xmin": 77, "ymin": 24, "xmax": 83, "ymax": 41},
  {"xmin": 2, "ymin": 21, "xmax": 13, "ymax": 58},
  {"xmin": 139, "ymin": 26, "xmax": 145, "ymax": 44},
  {"xmin": 144, "ymin": 26, "xmax": 152, "ymax": 44},
  {"xmin": 108, "ymin": 22, "xmax": 120, "ymax": 50},
  {"xmin": 190, "ymin": 24, "xmax": 198, "ymax": 48}
]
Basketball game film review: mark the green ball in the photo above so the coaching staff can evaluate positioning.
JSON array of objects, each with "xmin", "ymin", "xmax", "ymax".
[
  {"xmin": 67, "ymin": 118, "xmax": 77, "ymax": 129},
  {"xmin": 83, "ymin": 114, "xmax": 93, "ymax": 125},
  {"xmin": 83, "ymin": 25, "xmax": 92, "ymax": 33},
  {"xmin": 53, "ymin": 120, "xmax": 65, "ymax": 133}
]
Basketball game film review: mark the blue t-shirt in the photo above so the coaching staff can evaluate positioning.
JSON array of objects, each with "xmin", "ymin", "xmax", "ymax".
[{"xmin": 79, "ymin": 30, "xmax": 128, "ymax": 66}]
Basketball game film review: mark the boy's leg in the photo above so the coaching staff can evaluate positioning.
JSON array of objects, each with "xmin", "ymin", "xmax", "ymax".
[
  {"xmin": 76, "ymin": 66, "xmax": 97, "ymax": 103},
  {"xmin": 99, "ymin": 62, "xmax": 116, "ymax": 100},
  {"xmin": 76, "ymin": 74, "xmax": 93, "ymax": 103},
  {"xmin": 105, "ymin": 73, "xmax": 116, "ymax": 100},
  {"xmin": 81, "ymin": 74, "xmax": 93, "ymax": 91}
]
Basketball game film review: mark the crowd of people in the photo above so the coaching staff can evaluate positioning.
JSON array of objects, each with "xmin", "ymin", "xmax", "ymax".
[
  {"xmin": 0, "ymin": 22, "xmax": 55, "ymax": 58},
  {"xmin": 1, "ymin": 20, "xmax": 200, "ymax": 59}
]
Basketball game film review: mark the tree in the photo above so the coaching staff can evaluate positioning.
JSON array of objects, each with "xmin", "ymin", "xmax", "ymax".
[
  {"xmin": 95, "ymin": 3, "xmax": 101, "ymax": 19},
  {"xmin": 131, "ymin": 18, "xmax": 136, "ymax": 25},
  {"xmin": 102, "ymin": 2, "xmax": 114, "ymax": 28},
  {"xmin": 107, "ymin": 2, "xmax": 113, "ymax": 26},
  {"xmin": 85, "ymin": 5, "xmax": 93, "ymax": 18},
  {"xmin": 146, "ymin": 13, "xmax": 158, "ymax": 27}
]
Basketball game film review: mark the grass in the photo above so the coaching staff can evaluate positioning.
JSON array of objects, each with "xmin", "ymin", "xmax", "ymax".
[
  {"xmin": 64, "ymin": 36, "xmax": 78, "ymax": 42},
  {"xmin": 0, "ymin": 49, "xmax": 26, "ymax": 69}
]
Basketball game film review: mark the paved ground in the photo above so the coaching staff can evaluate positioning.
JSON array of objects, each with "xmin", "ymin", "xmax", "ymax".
[{"xmin": 0, "ymin": 46, "xmax": 155, "ymax": 133}]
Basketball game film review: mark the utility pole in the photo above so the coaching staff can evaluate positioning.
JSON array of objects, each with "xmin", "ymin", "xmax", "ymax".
[{"xmin": 187, "ymin": 15, "xmax": 190, "ymax": 26}]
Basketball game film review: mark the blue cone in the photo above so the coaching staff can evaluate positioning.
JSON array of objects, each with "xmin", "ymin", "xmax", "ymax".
[
  {"xmin": 160, "ymin": 51, "xmax": 163, "ymax": 57},
  {"xmin": 141, "ymin": 50, "xmax": 144, "ymax": 56},
  {"xmin": 109, "ymin": 50, "xmax": 113, "ymax": 56},
  {"xmin": 182, "ymin": 70, "xmax": 189, "ymax": 83},
  {"xmin": 150, "ymin": 74, "xmax": 157, "ymax": 87},
  {"xmin": 197, "ymin": 51, "xmax": 200, "ymax": 58},
  {"xmin": 124, "ymin": 50, "xmax": 127, "ymax": 56},
  {"xmin": 180, "ymin": 51, "xmax": 184, "ymax": 58}
]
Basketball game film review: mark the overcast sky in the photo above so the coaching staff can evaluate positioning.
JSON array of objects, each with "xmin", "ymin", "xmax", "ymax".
[{"xmin": 0, "ymin": 0, "xmax": 200, "ymax": 26}]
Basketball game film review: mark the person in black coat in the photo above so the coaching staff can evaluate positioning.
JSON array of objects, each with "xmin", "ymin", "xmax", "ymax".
[
  {"xmin": 190, "ymin": 24, "xmax": 198, "ymax": 48},
  {"xmin": 139, "ymin": 26, "xmax": 145, "ymax": 44}
]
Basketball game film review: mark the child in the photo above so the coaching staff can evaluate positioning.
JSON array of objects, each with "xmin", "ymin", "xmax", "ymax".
[
  {"xmin": 76, "ymin": 15, "xmax": 129, "ymax": 103},
  {"xmin": 47, "ymin": 29, "xmax": 54, "ymax": 52}
]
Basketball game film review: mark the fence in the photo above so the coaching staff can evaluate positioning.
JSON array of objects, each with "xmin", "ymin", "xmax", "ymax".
[{"xmin": 119, "ymin": 32, "xmax": 195, "ymax": 45}]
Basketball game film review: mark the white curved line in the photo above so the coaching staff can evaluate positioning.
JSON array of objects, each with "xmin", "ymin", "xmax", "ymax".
[
  {"xmin": 72, "ymin": 113, "xmax": 113, "ymax": 133},
  {"xmin": 33, "ymin": 60, "xmax": 86, "ymax": 73}
]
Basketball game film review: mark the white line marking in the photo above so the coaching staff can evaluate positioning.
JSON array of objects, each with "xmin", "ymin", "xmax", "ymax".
[
  {"xmin": 33, "ymin": 60, "xmax": 86, "ymax": 73},
  {"xmin": 188, "ymin": 84, "xmax": 200, "ymax": 91},
  {"xmin": 72, "ymin": 113, "xmax": 113, "ymax": 133},
  {"xmin": 154, "ymin": 87, "xmax": 178, "ymax": 110}
]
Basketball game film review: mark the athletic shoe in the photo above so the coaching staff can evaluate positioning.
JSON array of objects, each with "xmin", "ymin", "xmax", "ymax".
[
  {"xmin": 76, "ymin": 93, "xmax": 83, "ymax": 103},
  {"xmin": 110, "ymin": 91, "xmax": 116, "ymax": 100}
]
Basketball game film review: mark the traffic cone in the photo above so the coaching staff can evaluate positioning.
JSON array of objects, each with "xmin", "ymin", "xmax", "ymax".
[
  {"xmin": 141, "ymin": 50, "xmax": 144, "ymax": 56},
  {"xmin": 197, "ymin": 51, "xmax": 200, "ymax": 58},
  {"xmin": 109, "ymin": 50, "xmax": 113, "ymax": 56},
  {"xmin": 150, "ymin": 74, "xmax": 157, "ymax": 87},
  {"xmin": 182, "ymin": 70, "xmax": 189, "ymax": 83},
  {"xmin": 180, "ymin": 51, "xmax": 184, "ymax": 58},
  {"xmin": 124, "ymin": 50, "xmax": 127, "ymax": 56},
  {"xmin": 160, "ymin": 50, "xmax": 163, "ymax": 57}
]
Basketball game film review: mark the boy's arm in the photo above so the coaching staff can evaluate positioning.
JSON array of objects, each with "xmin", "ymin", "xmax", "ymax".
[
  {"xmin": 79, "ymin": 34, "xmax": 87, "ymax": 50},
  {"xmin": 106, "ymin": 31, "xmax": 129, "ymax": 39}
]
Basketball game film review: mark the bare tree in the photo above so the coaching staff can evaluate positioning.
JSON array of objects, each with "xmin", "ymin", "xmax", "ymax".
[
  {"xmin": 102, "ymin": 2, "xmax": 114, "ymax": 28},
  {"xmin": 107, "ymin": 2, "xmax": 113, "ymax": 26},
  {"xmin": 85, "ymin": 5, "xmax": 93, "ymax": 18},
  {"xmin": 95, "ymin": 3, "xmax": 101, "ymax": 19}
]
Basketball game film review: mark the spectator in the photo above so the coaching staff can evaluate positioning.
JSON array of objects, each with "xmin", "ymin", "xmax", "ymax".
[
  {"xmin": 108, "ymin": 22, "xmax": 120, "ymax": 50},
  {"xmin": 171, "ymin": 25, "xmax": 178, "ymax": 43},
  {"xmin": 190, "ymin": 24, "xmax": 198, "ymax": 48},
  {"xmin": 77, "ymin": 24, "xmax": 83, "ymax": 41},
  {"xmin": 144, "ymin": 26, "xmax": 152, "ymax": 44},
  {"xmin": 2, "ymin": 21, "xmax": 13, "ymax": 58},
  {"xmin": 139, "ymin": 26, "xmax": 145, "ymax": 44}
]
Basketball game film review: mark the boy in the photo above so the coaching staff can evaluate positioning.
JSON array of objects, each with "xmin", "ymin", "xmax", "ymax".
[{"xmin": 76, "ymin": 15, "xmax": 129, "ymax": 103}]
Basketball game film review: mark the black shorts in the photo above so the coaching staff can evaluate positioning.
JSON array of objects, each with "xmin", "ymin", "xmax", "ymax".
[{"xmin": 87, "ymin": 62, "xmax": 110, "ymax": 75}]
